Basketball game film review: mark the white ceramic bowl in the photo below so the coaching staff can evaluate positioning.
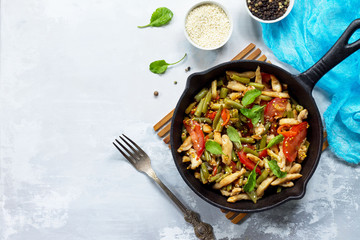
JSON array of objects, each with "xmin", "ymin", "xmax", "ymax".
[
  {"xmin": 184, "ymin": 1, "xmax": 233, "ymax": 50},
  {"xmin": 244, "ymin": 0, "xmax": 295, "ymax": 24}
]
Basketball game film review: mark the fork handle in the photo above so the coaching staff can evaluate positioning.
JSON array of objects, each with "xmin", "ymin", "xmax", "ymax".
[{"xmin": 146, "ymin": 170, "xmax": 215, "ymax": 240}]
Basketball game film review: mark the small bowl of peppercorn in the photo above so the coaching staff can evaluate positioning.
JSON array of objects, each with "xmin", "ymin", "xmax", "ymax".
[{"xmin": 245, "ymin": 0, "xmax": 294, "ymax": 23}]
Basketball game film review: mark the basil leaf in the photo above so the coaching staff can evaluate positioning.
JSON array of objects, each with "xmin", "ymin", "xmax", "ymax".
[
  {"xmin": 138, "ymin": 7, "xmax": 174, "ymax": 28},
  {"xmin": 242, "ymin": 89, "xmax": 262, "ymax": 106},
  {"xmin": 266, "ymin": 134, "xmax": 284, "ymax": 149},
  {"xmin": 243, "ymin": 163, "xmax": 259, "ymax": 192},
  {"xmin": 149, "ymin": 54, "xmax": 187, "ymax": 74},
  {"xmin": 227, "ymin": 126, "xmax": 241, "ymax": 144},
  {"xmin": 268, "ymin": 160, "xmax": 287, "ymax": 178},
  {"xmin": 205, "ymin": 141, "xmax": 223, "ymax": 155},
  {"xmin": 240, "ymin": 105, "xmax": 265, "ymax": 125}
]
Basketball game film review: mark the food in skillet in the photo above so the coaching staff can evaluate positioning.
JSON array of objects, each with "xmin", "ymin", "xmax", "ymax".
[{"xmin": 177, "ymin": 66, "xmax": 310, "ymax": 203}]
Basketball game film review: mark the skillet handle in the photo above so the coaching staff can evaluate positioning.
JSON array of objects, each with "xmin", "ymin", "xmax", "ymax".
[{"xmin": 298, "ymin": 18, "xmax": 360, "ymax": 91}]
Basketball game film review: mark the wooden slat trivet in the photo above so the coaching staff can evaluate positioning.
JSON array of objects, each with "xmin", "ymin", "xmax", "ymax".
[{"xmin": 153, "ymin": 43, "xmax": 328, "ymax": 224}]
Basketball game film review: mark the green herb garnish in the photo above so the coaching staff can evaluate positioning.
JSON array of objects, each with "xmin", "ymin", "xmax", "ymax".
[
  {"xmin": 226, "ymin": 126, "xmax": 241, "ymax": 144},
  {"xmin": 258, "ymin": 134, "xmax": 284, "ymax": 151},
  {"xmin": 149, "ymin": 54, "xmax": 187, "ymax": 74},
  {"xmin": 205, "ymin": 141, "xmax": 224, "ymax": 155},
  {"xmin": 243, "ymin": 163, "xmax": 259, "ymax": 193},
  {"xmin": 240, "ymin": 105, "xmax": 265, "ymax": 125},
  {"xmin": 138, "ymin": 7, "xmax": 174, "ymax": 28},
  {"xmin": 268, "ymin": 160, "xmax": 287, "ymax": 178},
  {"xmin": 242, "ymin": 89, "xmax": 262, "ymax": 106}
]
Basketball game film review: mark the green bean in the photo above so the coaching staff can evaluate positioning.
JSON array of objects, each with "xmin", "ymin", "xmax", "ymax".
[
  {"xmin": 229, "ymin": 118, "xmax": 239, "ymax": 123},
  {"xmin": 290, "ymin": 97, "xmax": 299, "ymax": 106},
  {"xmin": 238, "ymin": 176, "xmax": 244, "ymax": 186},
  {"xmin": 263, "ymin": 122, "xmax": 271, "ymax": 134},
  {"xmin": 234, "ymin": 142, "xmax": 242, "ymax": 151},
  {"xmin": 216, "ymin": 172, "xmax": 230, "ymax": 183},
  {"xmin": 240, "ymin": 137, "xmax": 255, "ymax": 144},
  {"xmin": 236, "ymin": 161, "xmax": 241, "ymax": 169},
  {"xmin": 243, "ymin": 147, "xmax": 259, "ymax": 157},
  {"xmin": 217, "ymin": 165, "xmax": 223, "ymax": 174},
  {"xmin": 286, "ymin": 110, "xmax": 294, "ymax": 118},
  {"xmin": 194, "ymin": 98, "xmax": 205, "ymax": 117},
  {"xmin": 239, "ymin": 114, "xmax": 248, "ymax": 123},
  {"xmin": 259, "ymin": 95, "xmax": 273, "ymax": 101},
  {"xmin": 204, "ymin": 150, "xmax": 211, "ymax": 162},
  {"xmin": 259, "ymin": 134, "xmax": 267, "ymax": 149},
  {"xmin": 244, "ymin": 171, "xmax": 250, "ymax": 177},
  {"xmin": 217, "ymin": 79, "xmax": 224, "ymax": 87},
  {"xmin": 209, "ymin": 173, "xmax": 223, "ymax": 182},
  {"xmin": 230, "ymin": 74, "xmax": 250, "ymax": 84},
  {"xmin": 224, "ymin": 98, "xmax": 243, "ymax": 110},
  {"xmin": 277, "ymin": 186, "xmax": 282, "ymax": 193},
  {"xmin": 230, "ymin": 109, "xmax": 239, "ymax": 118},
  {"xmin": 248, "ymin": 82, "xmax": 265, "ymax": 90},
  {"xmin": 232, "ymin": 150, "xmax": 238, "ymax": 162},
  {"xmin": 215, "ymin": 118, "xmax": 224, "ymax": 132},
  {"xmin": 295, "ymin": 105, "xmax": 304, "ymax": 112},
  {"xmin": 225, "ymin": 166, "xmax": 233, "ymax": 174},
  {"xmin": 210, "ymin": 103, "xmax": 225, "ymax": 110},
  {"xmin": 181, "ymin": 132, "xmax": 187, "ymax": 142},
  {"xmin": 201, "ymin": 163, "xmax": 210, "ymax": 183},
  {"xmin": 211, "ymin": 80, "xmax": 217, "ymax": 99},
  {"xmin": 212, "ymin": 105, "xmax": 223, "ymax": 129},
  {"xmin": 220, "ymin": 87, "xmax": 228, "ymax": 98},
  {"xmin": 226, "ymin": 184, "xmax": 233, "ymax": 192},
  {"xmin": 194, "ymin": 88, "xmax": 208, "ymax": 102},
  {"xmin": 185, "ymin": 102, "xmax": 197, "ymax": 114},
  {"xmin": 206, "ymin": 131, "xmax": 214, "ymax": 140},
  {"xmin": 192, "ymin": 117, "xmax": 212, "ymax": 124},
  {"xmin": 200, "ymin": 170, "xmax": 207, "ymax": 184},
  {"xmin": 247, "ymin": 190, "xmax": 258, "ymax": 203},
  {"xmin": 202, "ymin": 90, "xmax": 212, "ymax": 114},
  {"xmin": 256, "ymin": 168, "xmax": 270, "ymax": 185}
]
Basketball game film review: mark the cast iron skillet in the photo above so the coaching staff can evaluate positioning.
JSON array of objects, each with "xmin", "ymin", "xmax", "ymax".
[{"xmin": 170, "ymin": 19, "xmax": 360, "ymax": 213}]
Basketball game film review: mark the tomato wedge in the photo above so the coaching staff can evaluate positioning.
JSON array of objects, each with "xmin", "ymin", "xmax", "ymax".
[
  {"xmin": 258, "ymin": 149, "xmax": 268, "ymax": 159},
  {"xmin": 237, "ymin": 150, "xmax": 261, "ymax": 175},
  {"xmin": 283, "ymin": 122, "xmax": 308, "ymax": 162},
  {"xmin": 264, "ymin": 98, "xmax": 288, "ymax": 121},
  {"xmin": 221, "ymin": 109, "xmax": 230, "ymax": 126},
  {"xmin": 183, "ymin": 119, "xmax": 205, "ymax": 157},
  {"xmin": 206, "ymin": 111, "xmax": 217, "ymax": 120}
]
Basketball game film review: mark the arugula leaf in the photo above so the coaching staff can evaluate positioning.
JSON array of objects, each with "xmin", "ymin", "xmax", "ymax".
[
  {"xmin": 268, "ymin": 160, "xmax": 287, "ymax": 178},
  {"xmin": 149, "ymin": 54, "xmax": 187, "ymax": 74},
  {"xmin": 240, "ymin": 105, "xmax": 265, "ymax": 125},
  {"xmin": 138, "ymin": 7, "xmax": 174, "ymax": 28},
  {"xmin": 226, "ymin": 126, "xmax": 241, "ymax": 144},
  {"xmin": 242, "ymin": 89, "xmax": 262, "ymax": 106},
  {"xmin": 243, "ymin": 163, "xmax": 259, "ymax": 193},
  {"xmin": 205, "ymin": 141, "xmax": 224, "ymax": 155}
]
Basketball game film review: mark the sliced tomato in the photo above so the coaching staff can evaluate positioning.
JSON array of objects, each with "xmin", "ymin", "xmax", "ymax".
[
  {"xmin": 206, "ymin": 111, "xmax": 217, "ymax": 120},
  {"xmin": 264, "ymin": 97, "xmax": 288, "ymax": 121},
  {"xmin": 221, "ymin": 109, "xmax": 230, "ymax": 126},
  {"xmin": 261, "ymin": 72, "xmax": 271, "ymax": 83},
  {"xmin": 277, "ymin": 124, "xmax": 297, "ymax": 137},
  {"xmin": 237, "ymin": 150, "xmax": 261, "ymax": 175},
  {"xmin": 258, "ymin": 149, "xmax": 268, "ymax": 159},
  {"xmin": 283, "ymin": 121, "xmax": 308, "ymax": 162},
  {"xmin": 212, "ymin": 166, "xmax": 218, "ymax": 176},
  {"xmin": 183, "ymin": 119, "xmax": 205, "ymax": 157}
]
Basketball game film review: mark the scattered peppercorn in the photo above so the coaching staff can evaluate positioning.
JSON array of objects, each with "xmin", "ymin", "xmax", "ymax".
[
  {"xmin": 247, "ymin": 0, "xmax": 289, "ymax": 20},
  {"xmin": 154, "ymin": 91, "xmax": 159, "ymax": 96},
  {"xmin": 185, "ymin": 66, "xmax": 191, "ymax": 72},
  {"xmin": 174, "ymin": 81, "xmax": 178, "ymax": 85}
]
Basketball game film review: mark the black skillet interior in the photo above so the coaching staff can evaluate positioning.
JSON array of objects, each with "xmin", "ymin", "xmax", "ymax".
[
  {"xmin": 170, "ymin": 60, "xmax": 323, "ymax": 213},
  {"xmin": 170, "ymin": 19, "xmax": 360, "ymax": 213}
]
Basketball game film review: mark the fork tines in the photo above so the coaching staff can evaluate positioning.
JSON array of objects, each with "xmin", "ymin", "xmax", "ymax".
[{"xmin": 113, "ymin": 134, "xmax": 146, "ymax": 162}]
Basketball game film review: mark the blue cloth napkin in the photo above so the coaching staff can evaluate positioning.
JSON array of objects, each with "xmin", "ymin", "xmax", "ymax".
[{"xmin": 261, "ymin": 0, "xmax": 360, "ymax": 164}]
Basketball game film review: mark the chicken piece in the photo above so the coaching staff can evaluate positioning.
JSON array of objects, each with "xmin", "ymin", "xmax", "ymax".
[
  {"xmin": 230, "ymin": 187, "xmax": 243, "ymax": 196},
  {"xmin": 261, "ymin": 91, "xmax": 290, "ymax": 98},
  {"xmin": 229, "ymin": 92, "xmax": 242, "ymax": 100},
  {"xmin": 289, "ymin": 163, "xmax": 302, "ymax": 173},
  {"xmin": 227, "ymin": 81, "xmax": 246, "ymax": 92},
  {"xmin": 271, "ymin": 173, "xmax": 302, "ymax": 186},
  {"xmin": 254, "ymin": 123, "xmax": 265, "ymax": 138},
  {"xmin": 227, "ymin": 193, "xmax": 251, "ymax": 203},
  {"xmin": 297, "ymin": 139, "xmax": 308, "ymax": 163},
  {"xmin": 297, "ymin": 109, "xmax": 308, "ymax": 122},
  {"xmin": 213, "ymin": 168, "xmax": 246, "ymax": 189},
  {"xmin": 221, "ymin": 135, "xmax": 233, "ymax": 165},
  {"xmin": 246, "ymin": 153, "xmax": 264, "ymax": 168},
  {"xmin": 279, "ymin": 118, "xmax": 301, "ymax": 125},
  {"xmin": 202, "ymin": 124, "xmax": 213, "ymax": 133},
  {"xmin": 214, "ymin": 131, "xmax": 222, "ymax": 145},
  {"xmin": 256, "ymin": 176, "xmax": 276, "ymax": 197},
  {"xmin": 187, "ymin": 148, "xmax": 202, "ymax": 170},
  {"xmin": 271, "ymin": 75, "xmax": 282, "ymax": 92},
  {"xmin": 255, "ymin": 66, "xmax": 262, "ymax": 84},
  {"xmin": 177, "ymin": 136, "xmax": 193, "ymax": 152}
]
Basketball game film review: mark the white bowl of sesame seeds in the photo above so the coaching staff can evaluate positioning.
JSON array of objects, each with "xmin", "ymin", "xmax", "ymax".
[{"xmin": 184, "ymin": 1, "xmax": 233, "ymax": 50}]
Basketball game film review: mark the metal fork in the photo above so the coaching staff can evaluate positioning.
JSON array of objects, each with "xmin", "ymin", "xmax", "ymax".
[{"xmin": 113, "ymin": 134, "xmax": 215, "ymax": 240}]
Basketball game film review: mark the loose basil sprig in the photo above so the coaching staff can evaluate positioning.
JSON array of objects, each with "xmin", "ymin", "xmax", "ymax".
[
  {"xmin": 205, "ymin": 141, "xmax": 224, "ymax": 155},
  {"xmin": 240, "ymin": 105, "xmax": 265, "ymax": 125},
  {"xmin": 268, "ymin": 160, "xmax": 287, "ymax": 178},
  {"xmin": 226, "ymin": 126, "xmax": 241, "ymax": 144},
  {"xmin": 242, "ymin": 89, "xmax": 262, "ymax": 106},
  {"xmin": 138, "ymin": 7, "xmax": 174, "ymax": 28},
  {"xmin": 258, "ymin": 134, "xmax": 284, "ymax": 151},
  {"xmin": 243, "ymin": 162, "xmax": 259, "ymax": 193},
  {"xmin": 149, "ymin": 54, "xmax": 187, "ymax": 74}
]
